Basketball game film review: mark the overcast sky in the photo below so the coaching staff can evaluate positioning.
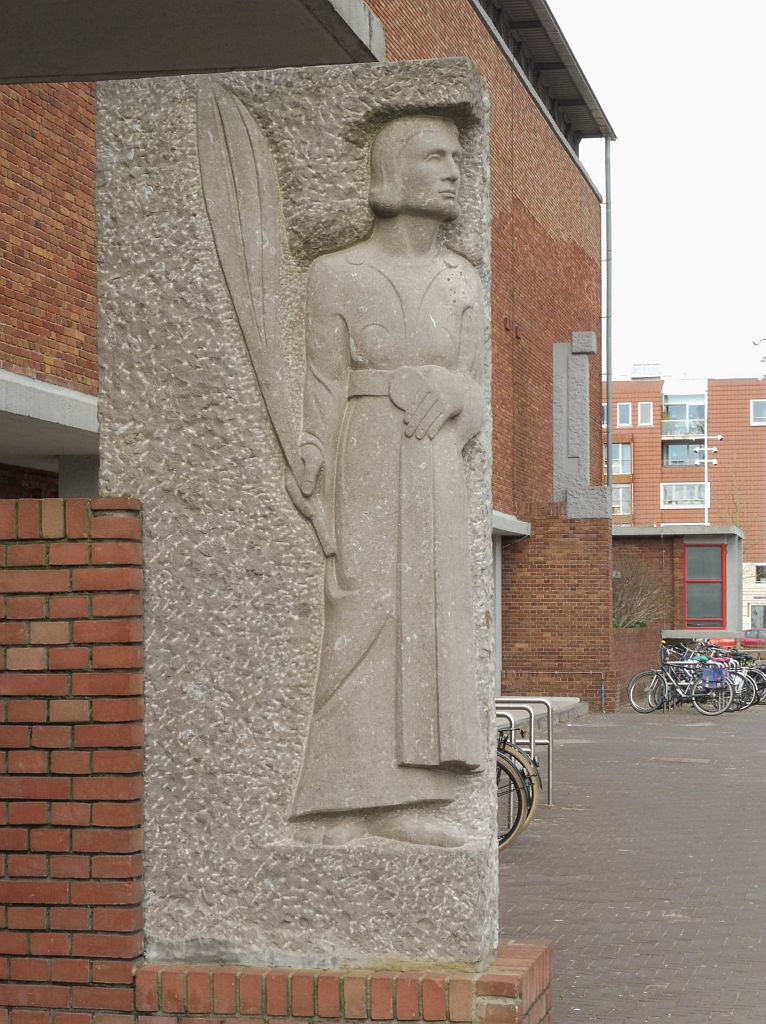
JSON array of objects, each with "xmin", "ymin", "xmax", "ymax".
[{"xmin": 551, "ymin": 0, "xmax": 766, "ymax": 381}]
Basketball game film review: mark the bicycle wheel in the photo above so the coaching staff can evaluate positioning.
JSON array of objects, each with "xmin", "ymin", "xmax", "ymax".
[
  {"xmin": 726, "ymin": 671, "xmax": 757, "ymax": 711},
  {"xmin": 747, "ymin": 667, "xmax": 766, "ymax": 703},
  {"xmin": 690, "ymin": 678, "xmax": 733, "ymax": 715},
  {"xmin": 628, "ymin": 670, "xmax": 665, "ymax": 713},
  {"xmin": 496, "ymin": 752, "xmax": 529, "ymax": 849},
  {"xmin": 498, "ymin": 742, "xmax": 542, "ymax": 835}
]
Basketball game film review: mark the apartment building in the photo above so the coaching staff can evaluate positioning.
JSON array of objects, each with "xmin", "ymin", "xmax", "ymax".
[{"xmin": 603, "ymin": 369, "xmax": 766, "ymax": 630}]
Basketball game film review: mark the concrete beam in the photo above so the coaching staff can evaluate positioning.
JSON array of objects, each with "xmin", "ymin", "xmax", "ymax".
[
  {"xmin": 0, "ymin": 0, "xmax": 384, "ymax": 84},
  {"xmin": 0, "ymin": 369, "xmax": 98, "ymax": 472},
  {"xmin": 492, "ymin": 510, "xmax": 532, "ymax": 537}
]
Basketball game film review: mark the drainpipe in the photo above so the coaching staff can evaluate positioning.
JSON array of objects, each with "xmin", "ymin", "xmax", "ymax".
[
  {"xmin": 703, "ymin": 385, "xmax": 709, "ymax": 525},
  {"xmin": 605, "ymin": 138, "xmax": 613, "ymax": 492}
]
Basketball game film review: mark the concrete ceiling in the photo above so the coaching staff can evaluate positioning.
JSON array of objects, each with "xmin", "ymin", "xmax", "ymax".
[
  {"xmin": 0, "ymin": 0, "xmax": 383, "ymax": 84},
  {"xmin": 0, "ymin": 411, "xmax": 98, "ymax": 472}
]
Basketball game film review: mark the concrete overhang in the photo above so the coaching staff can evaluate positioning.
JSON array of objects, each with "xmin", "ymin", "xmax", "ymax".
[
  {"xmin": 0, "ymin": 370, "xmax": 98, "ymax": 473},
  {"xmin": 492, "ymin": 510, "xmax": 532, "ymax": 538},
  {"xmin": 0, "ymin": 0, "xmax": 384, "ymax": 84},
  {"xmin": 613, "ymin": 525, "xmax": 745, "ymax": 541}
]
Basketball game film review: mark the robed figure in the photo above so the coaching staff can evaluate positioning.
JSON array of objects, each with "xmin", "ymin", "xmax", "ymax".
[
  {"xmin": 290, "ymin": 116, "xmax": 486, "ymax": 846},
  {"xmin": 199, "ymin": 101, "xmax": 487, "ymax": 847}
]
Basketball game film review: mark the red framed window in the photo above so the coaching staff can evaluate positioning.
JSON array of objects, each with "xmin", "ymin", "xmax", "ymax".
[{"xmin": 684, "ymin": 544, "xmax": 726, "ymax": 630}]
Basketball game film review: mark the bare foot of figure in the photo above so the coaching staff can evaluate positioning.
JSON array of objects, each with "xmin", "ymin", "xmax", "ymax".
[
  {"xmin": 293, "ymin": 810, "xmax": 470, "ymax": 848},
  {"xmin": 293, "ymin": 815, "xmax": 368, "ymax": 846},
  {"xmin": 368, "ymin": 809, "xmax": 467, "ymax": 848}
]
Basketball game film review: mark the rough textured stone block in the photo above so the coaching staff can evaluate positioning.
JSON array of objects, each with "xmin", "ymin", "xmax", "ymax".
[{"xmin": 97, "ymin": 59, "xmax": 495, "ymax": 968}]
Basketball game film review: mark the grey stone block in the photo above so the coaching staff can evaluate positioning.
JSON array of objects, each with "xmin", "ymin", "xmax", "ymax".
[
  {"xmin": 97, "ymin": 59, "xmax": 496, "ymax": 969},
  {"xmin": 571, "ymin": 330, "xmax": 597, "ymax": 354}
]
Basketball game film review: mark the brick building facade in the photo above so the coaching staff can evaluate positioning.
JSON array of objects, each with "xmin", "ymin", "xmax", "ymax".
[
  {"xmin": 604, "ymin": 373, "xmax": 766, "ymax": 630},
  {"xmin": 366, "ymin": 0, "xmax": 615, "ymax": 703},
  {"xmin": 2, "ymin": 0, "xmax": 616, "ymax": 1018},
  {"xmin": 3, "ymin": 0, "xmax": 617, "ymax": 700}
]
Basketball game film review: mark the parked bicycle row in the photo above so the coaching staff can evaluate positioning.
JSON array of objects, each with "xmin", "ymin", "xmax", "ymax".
[{"xmin": 628, "ymin": 639, "xmax": 766, "ymax": 717}]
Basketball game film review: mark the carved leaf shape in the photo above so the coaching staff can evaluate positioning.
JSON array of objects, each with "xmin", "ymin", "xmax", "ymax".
[{"xmin": 197, "ymin": 84, "xmax": 298, "ymax": 477}]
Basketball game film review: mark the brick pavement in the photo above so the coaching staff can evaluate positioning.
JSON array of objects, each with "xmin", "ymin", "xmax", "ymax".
[{"xmin": 499, "ymin": 706, "xmax": 766, "ymax": 1022}]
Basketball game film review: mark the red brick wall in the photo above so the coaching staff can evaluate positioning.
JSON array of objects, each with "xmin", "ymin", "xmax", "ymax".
[
  {"xmin": 612, "ymin": 535, "xmax": 684, "ymax": 631},
  {"xmin": 612, "ymin": 625, "xmax": 663, "ymax": 703},
  {"xmin": 708, "ymin": 379, "xmax": 766, "ymax": 563},
  {"xmin": 0, "ymin": 84, "xmax": 97, "ymax": 395},
  {"xmin": 602, "ymin": 379, "xmax": 662, "ymax": 525},
  {"xmin": 0, "ymin": 498, "xmax": 143, "ymax": 1022},
  {"xmin": 501, "ymin": 504, "xmax": 616, "ymax": 709},
  {"xmin": 0, "ymin": 464, "xmax": 58, "ymax": 500},
  {"xmin": 133, "ymin": 941, "xmax": 553, "ymax": 1024}
]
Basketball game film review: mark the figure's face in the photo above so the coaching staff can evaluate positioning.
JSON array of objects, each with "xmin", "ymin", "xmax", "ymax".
[{"xmin": 398, "ymin": 122, "xmax": 462, "ymax": 220}]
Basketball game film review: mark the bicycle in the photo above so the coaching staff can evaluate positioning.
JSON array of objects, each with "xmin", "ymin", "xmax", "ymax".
[
  {"xmin": 496, "ymin": 726, "xmax": 543, "ymax": 848},
  {"xmin": 628, "ymin": 657, "xmax": 734, "ymax": 716}
]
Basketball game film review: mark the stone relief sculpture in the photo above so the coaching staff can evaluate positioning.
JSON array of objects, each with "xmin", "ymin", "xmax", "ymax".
[{"xmin": 198, "ymin": 88, "xmax": 487, "ymax": 847}]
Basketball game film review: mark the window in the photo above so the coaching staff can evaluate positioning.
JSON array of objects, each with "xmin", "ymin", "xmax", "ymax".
[
  {"xmin": 662, "ymin": 442, "xmax": 699, "ymax": 467},
  {"xmin": 603, "ymin": 442, "xmax": 631, "ymax": 475},
  {"xmin": 660, "ymin": 483, "xmax": 707, "ymax": 508},
  {"xmin": 751, "ymin": 399, "xmax": 766, "ymax": 425},
  {"xmin": 612, "ymin": 484, "xmax": 632, "ymax": 515},
  {"xmin": 616, "ymin": 402, "xmax": 631, "ymax": 427},
  {"xmin": 638, "ymin": 402, "xmax": 653, "ymax": 426},
  {"xmin": 601, "ymin": 403, "xmax": 607, "ymax": 427},
  {"xmin": 755, "ymin": 565, "xmax": 766, "ymax": 584},
  {"xmin": 685, "ymin": 544, "xmax": 725, "ymax": 629},
  {"xmin": 661, "ymin": 394, "xmax": 705, "ymax": 437}
]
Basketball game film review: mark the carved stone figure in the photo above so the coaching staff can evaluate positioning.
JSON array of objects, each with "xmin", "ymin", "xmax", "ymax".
[{"xmin": 198, "ymin": 94, "xmax": 487, "ymax": 847}]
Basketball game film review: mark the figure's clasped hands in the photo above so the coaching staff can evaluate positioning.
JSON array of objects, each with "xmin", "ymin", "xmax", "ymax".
[{"xmin": 389, "ymin": 365, "xmax": 464, "ymax": 440}]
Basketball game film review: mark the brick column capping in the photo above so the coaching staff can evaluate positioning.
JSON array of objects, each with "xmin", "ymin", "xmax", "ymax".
[
  {"xmin": 0, "ymin": 497, "xmax": 144, "ymax": 1021},
  {"xmin": 134, "ymin": 942, "xmax": 553, "ymax": 1024}
]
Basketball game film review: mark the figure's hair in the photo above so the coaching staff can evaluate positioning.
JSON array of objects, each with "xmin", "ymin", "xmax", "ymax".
[{"xmin": 369, "ymin": 115, "xmax": 459, "ymax": 218}]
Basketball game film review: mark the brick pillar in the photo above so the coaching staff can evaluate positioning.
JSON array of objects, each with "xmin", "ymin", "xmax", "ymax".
[{"xmin": 0, "ymin": 497, "xmax": 143, "ymax": 1022}]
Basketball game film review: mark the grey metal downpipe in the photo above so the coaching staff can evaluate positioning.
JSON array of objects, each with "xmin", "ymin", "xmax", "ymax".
[{"xmin": 605, "ymin": 138, "xmax": 613, "ymax": 492}]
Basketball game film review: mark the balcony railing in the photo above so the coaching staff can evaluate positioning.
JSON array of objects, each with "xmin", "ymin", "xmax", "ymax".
[{"xmin": 661, "ymin": 417, "xmax": 706, "ymax": 437}]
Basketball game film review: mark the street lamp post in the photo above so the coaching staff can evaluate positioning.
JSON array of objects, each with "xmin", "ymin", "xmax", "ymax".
[{"xmin": 694, "ymin": 436, "xmax": 723, "ymax": 527}]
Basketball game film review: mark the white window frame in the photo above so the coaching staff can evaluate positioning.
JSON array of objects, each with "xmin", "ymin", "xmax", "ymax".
[
  {"xmin": 612, "ymin": 484, "xmax": 632, "ymax": 515},
  {"xmin": 661, "ymin": 395, "xmax": 706, "ymax": 437},
  {"xmin": 604, "ymin": 442, "xmax": 631, "ymax": 476},
  {"xmin": 750, "ymin": 399, "xmax": 766, "ymax": 426},
  {"xmin": 755, "ymin": 564, "xmax": 766, "ymax": 585},
  {"xmin": 662, "ymin": 441, "xmax": 698, "ymax": 467},
  {"xmin": 616, "ymin": 402, "xmax": 631, "ymax": 427},
  {"xmin": 660, "ymin": 482, "xmax": 708, "ymax": 509},
  {"xmin": 601, "ymin": 403, "xmax": 607, "ymax": 427},
  {"xmin": 638, "ymin": 401, "xmax": 653, "ymax": 426}
]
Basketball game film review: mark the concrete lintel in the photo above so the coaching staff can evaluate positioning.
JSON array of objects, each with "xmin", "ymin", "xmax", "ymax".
[
  {"xmin": 0, "ymin": 370, "xmax": 99, "ymax": 472},
  {"xmin": 492, "ymin": 510, "xmax": 532, "ymax": 537},
  {"xmin": 613, "ymin": 524, "xmax": 745, "ymax": 540},
  {"xmin": 0, "ymin": 370, "xmax": 98, "ymax": 433},
  {"xmin": 662, "ymin": 629, "xmax": 765, "ymax": 641},
  {"xmin": 0, "ymin": 0, "xmax": 384, "ymax": 84}
]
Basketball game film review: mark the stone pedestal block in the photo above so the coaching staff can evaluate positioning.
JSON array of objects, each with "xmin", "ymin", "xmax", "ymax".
[{"xmin": 97, "ymin": 59, "xmax": 495, "ymax": 968}]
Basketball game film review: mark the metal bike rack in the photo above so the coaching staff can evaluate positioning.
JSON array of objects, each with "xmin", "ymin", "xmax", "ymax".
[
  {"xmin": 495, "ymin": 706, "xmax": 534, "ymax": 753},
  {"xmin": 496, "ymin": 697, "xmax": 554, "ymax": 806}
]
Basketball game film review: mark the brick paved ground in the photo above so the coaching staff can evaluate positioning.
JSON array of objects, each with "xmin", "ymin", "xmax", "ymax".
[{"xmin": 499, "ymin": 706, "xmax": 766, "ymax": 1022}]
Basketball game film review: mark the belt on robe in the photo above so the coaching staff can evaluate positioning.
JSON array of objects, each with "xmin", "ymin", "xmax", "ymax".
[{"xmin": 347, "ymin": 368, "xmax": 397, "ymax": 398}]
